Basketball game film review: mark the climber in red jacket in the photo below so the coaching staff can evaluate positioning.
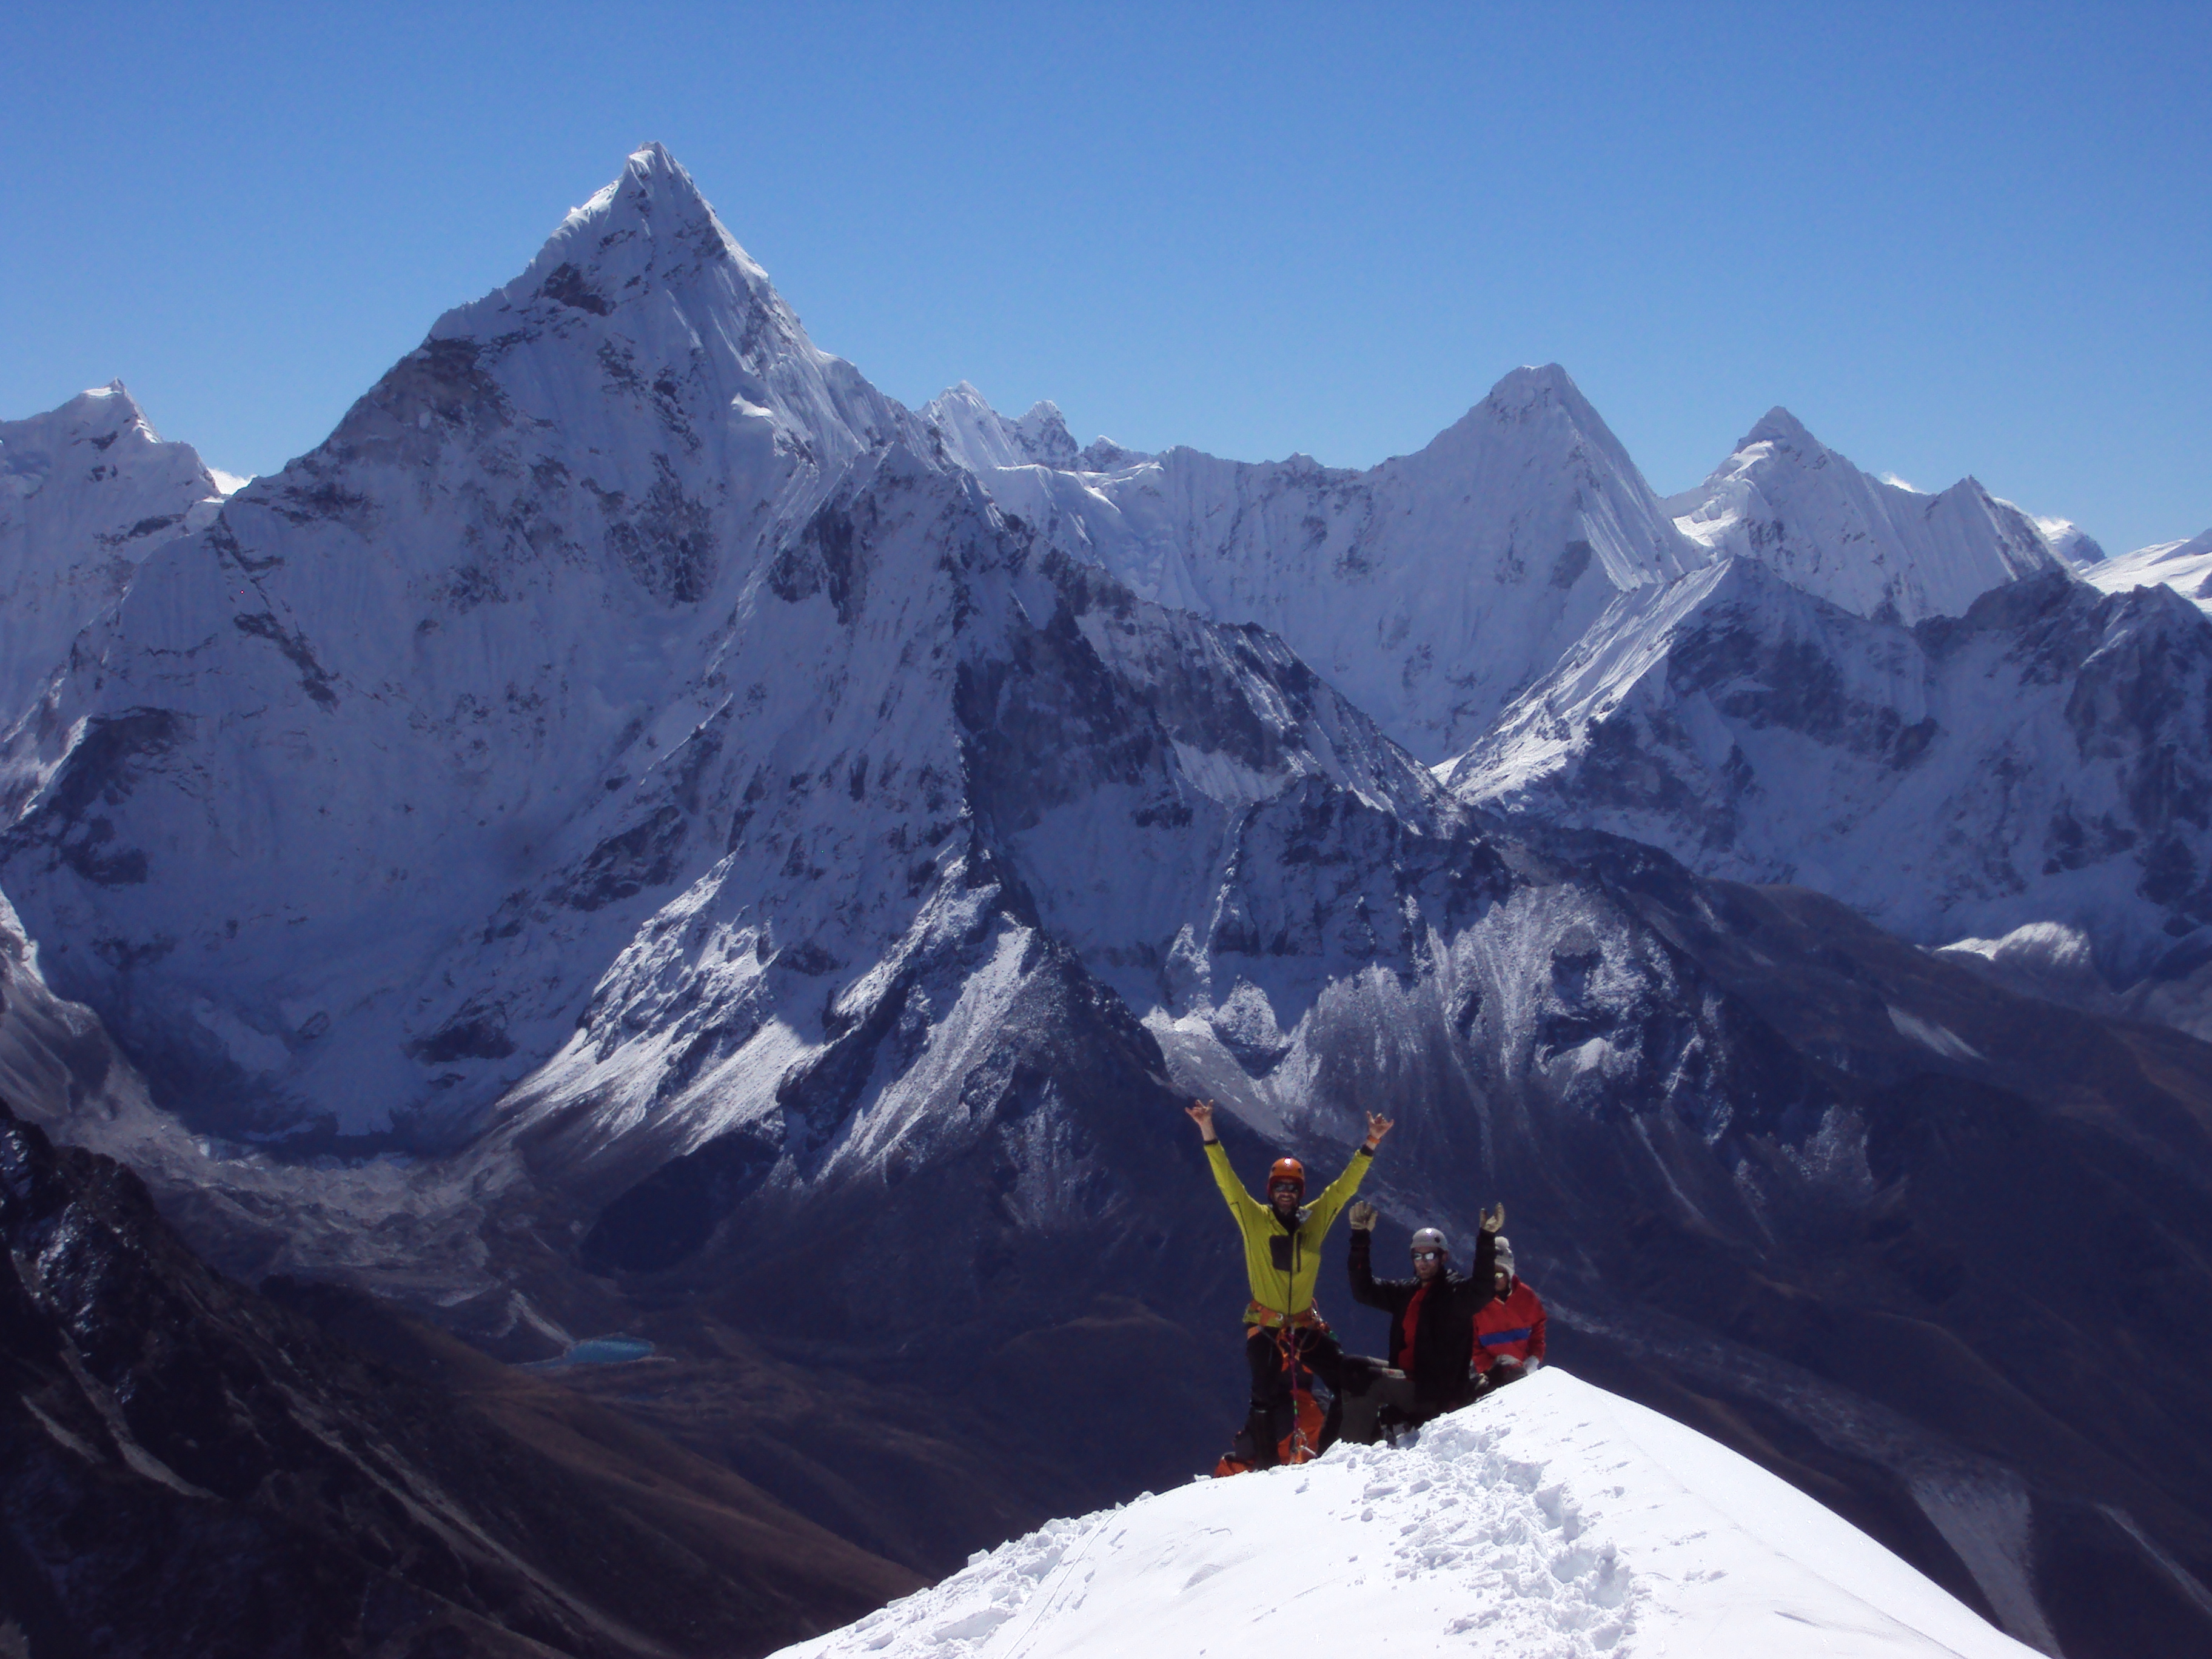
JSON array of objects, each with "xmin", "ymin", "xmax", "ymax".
[{"xmin": 1472, "ymin": 1232, "xmax": 1546, "ymax": 1393}]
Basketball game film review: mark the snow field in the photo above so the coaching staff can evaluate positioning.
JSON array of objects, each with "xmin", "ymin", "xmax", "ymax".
[{"xmin": 773, "ymin": 1369, "xmax": 2035, "ymax": 1659}]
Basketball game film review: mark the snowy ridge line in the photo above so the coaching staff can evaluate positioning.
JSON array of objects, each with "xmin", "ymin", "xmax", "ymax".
[
  {"xmin": 2082, "ymin": 527, "xmax": 2212, "ymax": 618},
  {"xmin": 774, "ymin": 1370, "xmax": 2035, "ymax": 1659}
]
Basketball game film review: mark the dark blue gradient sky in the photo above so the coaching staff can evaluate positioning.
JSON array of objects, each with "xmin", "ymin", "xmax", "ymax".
[{"xmin": 5, "ymin": 1, "xmax": 2205, "ymax": 552}]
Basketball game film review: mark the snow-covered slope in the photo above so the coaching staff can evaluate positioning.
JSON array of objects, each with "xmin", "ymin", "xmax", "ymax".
[
  {"xmin": 776, "ymin": 1369, "xmax": 2037, "ymax": 1659},
  {"xmin": 1665, "ymin": 409, "xmax": 2071, "ymax": 625},
  {"xmin": 0, "ymin": 383, "xmax": 239, "ymax": 730},
  {"xmin": 2082, "ymin": 528, "xmax": 2212, "ymax": 618},
  {"xmin": 962, "ymin": 364, "xmax": 1703, "ymax": 762},
  {"xmin": 1447, "ymin": 559, "xmax": 2212, "ymax": 984}
]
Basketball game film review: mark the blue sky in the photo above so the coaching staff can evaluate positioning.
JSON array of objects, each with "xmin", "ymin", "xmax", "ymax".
[{"xmin": 5, "ymin": 2, "xmax": 2206, "ymax": 552}]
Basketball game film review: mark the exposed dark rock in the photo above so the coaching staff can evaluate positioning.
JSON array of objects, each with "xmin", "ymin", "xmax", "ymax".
[
  {"xmin": 538, "ymin": 263, "xmax": 614, "ymax": 316},
  {"xmin": 555, "ymin": 806, "xmax": 686, "ymax": 911}
]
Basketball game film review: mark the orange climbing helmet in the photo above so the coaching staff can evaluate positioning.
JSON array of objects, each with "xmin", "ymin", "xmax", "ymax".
[{"xmin": 1268, "ymin": 1156, "xmax": 1307, "ymax": 1193}]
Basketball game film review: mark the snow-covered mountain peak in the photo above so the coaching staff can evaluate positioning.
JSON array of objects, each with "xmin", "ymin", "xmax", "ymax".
[
  {"xmin": 947, "ymin": 358, "xmax": 1700, "ymax": 760},
  {"xmin": 0, "ymin": 381, "xmax": 237, "ymax": 732},
  {"xmin": 922, "ymin": 382, "xmax": 1082, "ymax": 472},
  {"xmin": 1404, "ymin": 360, "xmax": 1700, "ymax": 598},
  {"xmin": 1669, "ymin": 411, "xmax": 2070, "ymax": 624},
  {"xmin": 420, "ymin": 141, "xmax": 882, "ymax": 467},
  {"xmin": 1483, "ymin": 358, "xmax": 1586, "ymax": 410},
  {"xmin": 4, "ymin": 380, "xmax": 202, "ymax": 498},
  {"xmin": 777, "ymin": 1370, "xmax": 2037, "ymax": 1659},
  {"xmin": 1455, "ymin": 361, "xmax": 1643, "ymax": 477},
  {"xmin": 1741, "ymin": 404, "xmax": 1816, "ymax": 449},
  {"xmin": 518, "ymin": 140, "xmax": 764, "ymax": 310},
  {"xmin": 2034, "ymin": 514, "xmax": 2106, "ymax": 568}
]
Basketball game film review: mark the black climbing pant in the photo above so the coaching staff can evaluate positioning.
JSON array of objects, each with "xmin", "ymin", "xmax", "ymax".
[
  {"xmin": 1243, "ymin": 1326, "xmax": 1346, "ymax": 1466},
  {"xmin": 1336, "ymin": 1365, "xmax": 1421, "ymax": 1446}
]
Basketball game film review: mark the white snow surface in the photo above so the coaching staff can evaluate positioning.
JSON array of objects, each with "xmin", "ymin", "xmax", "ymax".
[
  {"xmin": 1664, "ymin": 409, "xmax": 2071, "ymax": 626},
  {"xmin": 2082, "ymin": 528, "xmax": 2212, "ymax": 618},
  {"xmin": 773, "ymin": 1369, "xmax": 2033, "ymax": 1659}
]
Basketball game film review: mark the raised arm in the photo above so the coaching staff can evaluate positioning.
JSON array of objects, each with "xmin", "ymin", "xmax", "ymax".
[
  {"xmin": 1304, "ymin": 1113, "xmax": 1393, "ymax": 1235},
  {"xmin": 1458, "ymin": 1202, "xmax": 1504, "ymax": 1312},
  {"xmin": 1346, "ymin": 1201, "xmax": 1388, "ymax": 1307},
  {"xmin": 1188, "ymin": 1101, "xmax": 1263, "ymax": 1219}
]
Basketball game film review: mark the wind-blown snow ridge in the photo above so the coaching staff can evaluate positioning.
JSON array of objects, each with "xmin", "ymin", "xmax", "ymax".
[{"xmin": 774, "ymin": 1370, "xmax": 2033, "ymax": 1659}]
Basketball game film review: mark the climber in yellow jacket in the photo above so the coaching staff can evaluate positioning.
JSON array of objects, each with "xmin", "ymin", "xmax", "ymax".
[{"xmin": 1187, "ymin": 1099, "xmax": 1393, "ymax": 1467}]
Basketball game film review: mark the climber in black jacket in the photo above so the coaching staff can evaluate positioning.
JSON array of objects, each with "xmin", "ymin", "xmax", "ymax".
[{"xmin": 1337, "ymin": 1200, "xmax": 1504, "ymax": 1444}]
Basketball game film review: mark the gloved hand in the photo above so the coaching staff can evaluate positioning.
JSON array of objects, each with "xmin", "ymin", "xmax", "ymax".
[
  {"xmin": 1479, "ymin": 1202, "xmax": 1507, "ymax": 1234},
  {"xmin": 1348, "ymin": 1200, "xmax": 1378, "ymax": 1232}
]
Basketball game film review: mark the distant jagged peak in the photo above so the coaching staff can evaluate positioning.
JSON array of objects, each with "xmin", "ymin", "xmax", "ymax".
[
  {"xmin": 5, "ymin": 380, "xmax": 159, "ymax": 469},
  {"xmin": 2034, "ymin": 514, "xmax": 2107, "ymax": 568},
  {"xmin": 55, "ymin": 378, "xmax": 154, "ymax": 434},
  {"xmin": 922, "ymin": 381, "xmax": 1092, "ymax": 472},
  {"xmin": 1473, "ymin": 361, "xmax": 1611, "ymax": 434},
  {"xmin": 1436, "ymin": 361, "xmax": 1661, "ymax": 497},
  {"xmin": 1672, "ymin": 407, "xmax": 2071, "ymax": 623},
  {"xmin": 1739, "ymin": 404, "xmax": 1816, "ymax": 451},
  {"xmin": 1, "ymin": 382, "xmax": 240, "ymax": 733},
  {"xmin": 1075, "ymin": 434, "xmax": 1147, "ymax": 472},
  {"xmin": 1008, "ymin": 399, "xmax": 1078, "ymax": 469}
]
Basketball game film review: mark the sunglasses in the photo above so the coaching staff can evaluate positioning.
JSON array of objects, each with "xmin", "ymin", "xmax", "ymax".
[{"xmin": 1410, "ymin": 1249, "xmax": 1446, "ymax": 1262}]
